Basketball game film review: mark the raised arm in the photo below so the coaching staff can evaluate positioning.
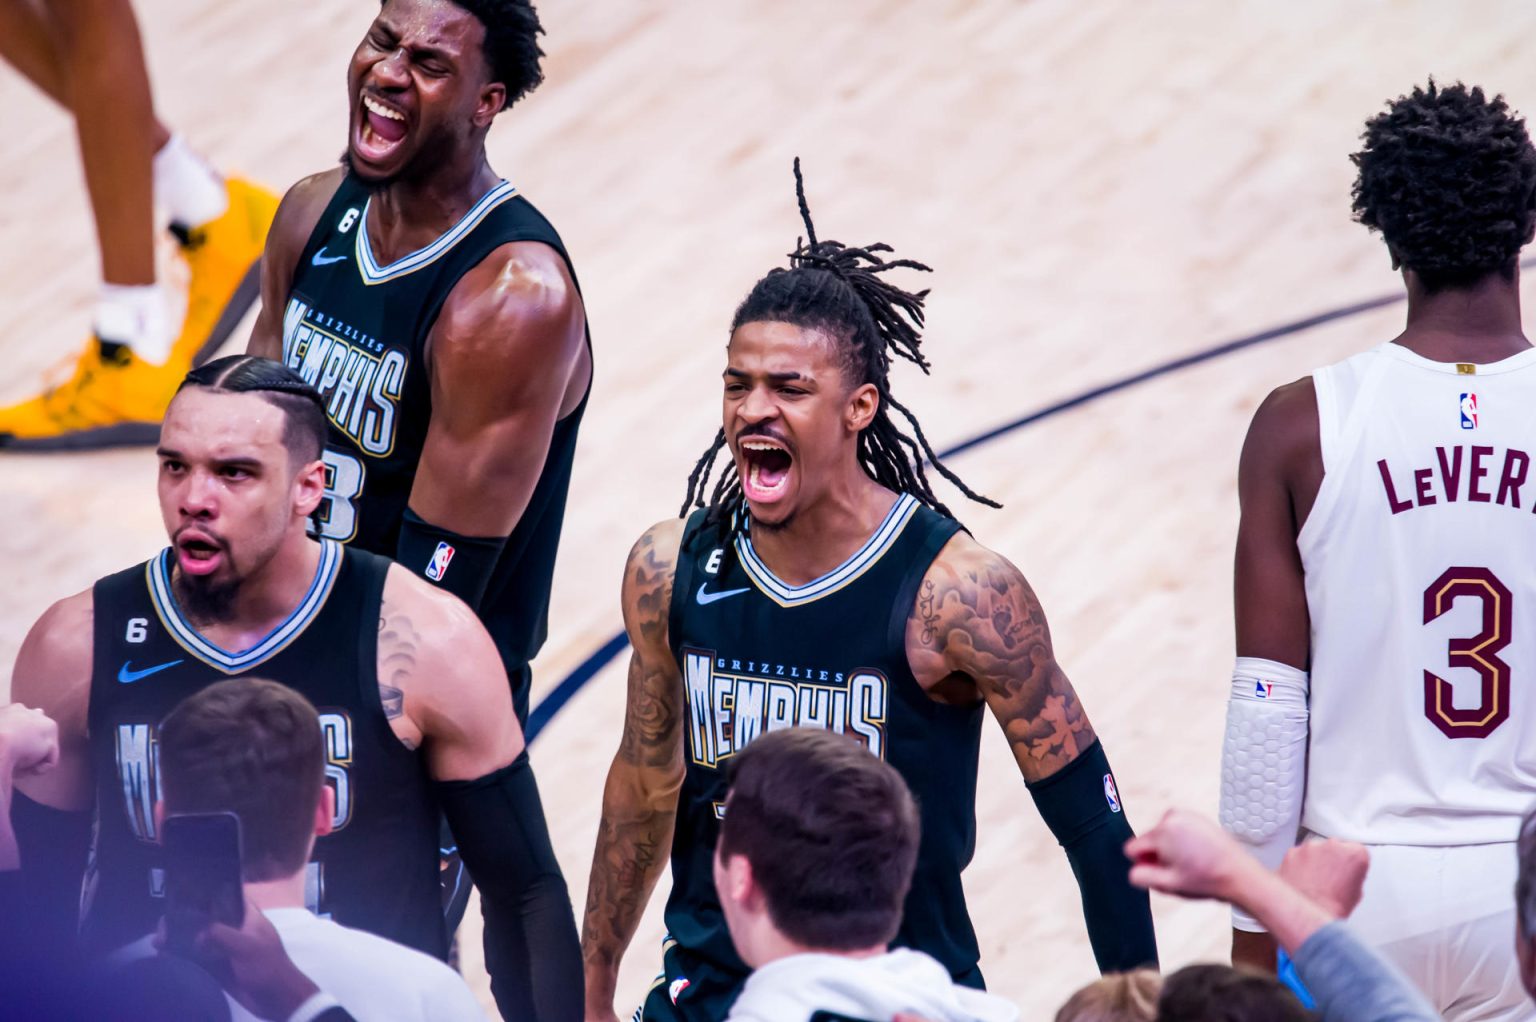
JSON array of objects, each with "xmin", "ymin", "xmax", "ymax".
[
  {"xmin": 906, "ymin": 534, "xmax": 1157, "ymax": 971},
  {"xmin": 395, "ymin": 242, "xmax": 588, "ymax": 610},
  {"xmin": 5, "ymin": 591, "xmax": 95, "ymax": 958},
  {"xmin": 1226, "ymin": 378, "xmax": 1320, "ymax": 969},
  {"xmin": 245, "ymin": 169, "xmax": 344, "ymax": 360},
  {"xmin": 378, "ymin": 566, "xmax": 580, "ymax": 1022},
  {"xmin": 582, "ymin": 519, "xmax": 687, "ymax": 1022}
]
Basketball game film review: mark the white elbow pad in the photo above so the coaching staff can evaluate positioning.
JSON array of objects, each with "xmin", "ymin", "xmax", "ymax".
[{"xmin": 1219, "ymin": 657, "xmax": 1309, "ymax": 931}]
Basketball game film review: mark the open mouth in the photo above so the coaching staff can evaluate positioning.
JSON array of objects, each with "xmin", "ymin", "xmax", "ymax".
[
  {"xmin": 739, "ymin": 438, "xmax": 794, "ymax": 503},
  {"xmin": 356, "ymin": 93, "xmax": 409, "ymax": 162},
  {"xmin": 176, "ymin": 533, "xmax": 226, "ymax": 575}
]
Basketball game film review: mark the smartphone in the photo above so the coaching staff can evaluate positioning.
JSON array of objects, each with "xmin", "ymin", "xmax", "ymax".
[{"xmin": 161, "ymin": 811, "xmax": 245, "ymax": 958}]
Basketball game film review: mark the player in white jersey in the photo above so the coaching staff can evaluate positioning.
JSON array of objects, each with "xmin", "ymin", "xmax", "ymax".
[{"xmin": 1221, "ymin": 80, "xmax": 1536, "ymax": 1021}]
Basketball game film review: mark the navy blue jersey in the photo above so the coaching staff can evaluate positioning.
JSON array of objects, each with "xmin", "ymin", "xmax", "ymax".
[
  {"xmin": 665, "ymin": 495, "xmax": 986, "ymax": 984},
  {"xmin": 281, "ymin": 173, "xmax": 588, "ymax": 721},
  {"xmin": 83, "ymin": 542, "xmax": 444, "ymax": 959}
]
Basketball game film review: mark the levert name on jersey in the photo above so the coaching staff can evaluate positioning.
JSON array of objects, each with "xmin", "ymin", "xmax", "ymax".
[
  {"xmin": 1378, "ymin": 443, "xmax": 1535, "ymax": 515},
  {"xmin": 281, "ymin": 297, "xmax": 406, "ymax": 456}
]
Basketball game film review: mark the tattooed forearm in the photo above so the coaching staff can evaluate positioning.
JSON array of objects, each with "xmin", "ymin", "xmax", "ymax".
[
  {"xmin": 581, "ymin": 795, "xmax": 675, "ymax": 999},
  {"xmin": 909, "ymin": 548, "xmax": 1095, "ymax": 782},
  {"xmin": 583, "ymin": 522, "xmax": 688, "ymax": 1003}
]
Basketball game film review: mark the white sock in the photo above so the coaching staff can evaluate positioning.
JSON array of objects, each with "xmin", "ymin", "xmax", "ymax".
[
  {"xmin": 153, "ymin": 134, "xmax": 228, "ymax": 230},
  {"xmin": 95, "ymin": 283, "xmax": 173, "ymax": 364}
]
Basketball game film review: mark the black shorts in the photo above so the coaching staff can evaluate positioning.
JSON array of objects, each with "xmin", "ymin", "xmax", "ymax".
[{"xmin": 633, "ymin": 937, "xmax": 747, "ymax": 1022}]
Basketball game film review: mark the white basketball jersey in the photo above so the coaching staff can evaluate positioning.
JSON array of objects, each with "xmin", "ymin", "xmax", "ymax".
[{"xmin": 1300, "ymin": 342, "xmax": 1536, "ymax": 845}]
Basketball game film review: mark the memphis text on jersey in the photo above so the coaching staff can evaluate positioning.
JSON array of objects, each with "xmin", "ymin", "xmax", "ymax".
[
  {"xmin": 682, "ymin": 646, "xmax": 889, "ymax": 769},
  {"xmin": 115, "ymin": 713, "xmax": 357, "ymax": 843},
  {"xmin": 1378, "ymin": 444, "xmax": 1535, "ymax": 515},
  {"xmin": 281, "ymin": 298, "xmax": 406, "ymax": 456}
]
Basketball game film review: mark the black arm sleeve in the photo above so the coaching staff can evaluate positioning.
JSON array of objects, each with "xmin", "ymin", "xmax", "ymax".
[
  {"xmin": 435, "ymin": 752, "xmax": 582, "ymax": 1022},
  {"xmin": 1026, "ymin": 739, "xmax": 1159, "ymax": 972},
  {"xmin": 6, "ymin": 793, "xmax": 90, "ymax": 961},
  {"xmin": 395, "ymin": 507, "xmax": 508, "ymax": 612}
]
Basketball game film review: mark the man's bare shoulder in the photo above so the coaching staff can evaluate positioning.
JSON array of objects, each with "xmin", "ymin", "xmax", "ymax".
[
  {"xmin": 11, "ymin": 588, "xmax": 94, "ymax": 723},
  {"xmin": 270, "ymin": 169, "xmax": 348, "ymax": 255},
  {"xmin": 433, "ymin": 240, "xmax": 584, "ymax": 367},
  {"xmin": 377, "ymin": 563, "xmax": 510, "ymax": 745},
  {"xmin": 621, "ymin": 518, "xmax": 687, "ymax": 653},
  {"xmin": 379, "ymin": 561, "xmax": 486, "ymax": 647},
  {"xmin": 1245, "ymin": 376, "xmax": 1320, "ymax": 472},
  {"xmin": 906, "ymin": 528, "xmax": 1042, "ymax": 680}
]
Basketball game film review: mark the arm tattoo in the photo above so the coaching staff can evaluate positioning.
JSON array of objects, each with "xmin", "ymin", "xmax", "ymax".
[
  {"xmin": 377, "ymin": 609, "xmax": 421, "ymax": 751},
  {"xmin": 914, "ymin": 555, "xmax": 1095, "ymax": 782},
  {"xmin": 582, "ymin": 526, "xmax": 685, "ymax": 999}
]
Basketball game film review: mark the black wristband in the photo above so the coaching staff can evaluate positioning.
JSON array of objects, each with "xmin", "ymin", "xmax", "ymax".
[
  {"xmin": 10, "ymin": 793, "xmax": 91, "ymax": 960},
  {"xmin": 395, "ymin": 508, "xmax": 507, "ymax": 611}
]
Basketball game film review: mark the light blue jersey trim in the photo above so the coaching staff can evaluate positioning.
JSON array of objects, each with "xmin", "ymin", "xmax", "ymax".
[
  {"xmin": 147, "ymin": 539, "xmax": 343, "ymax": 673},
  {"xmin": 736, "ymin": 493, "xmax": 920, "ymax": 607},
  {"xmin": 355, "ymin": 179, "xmax": 520, "ymax": 285}
]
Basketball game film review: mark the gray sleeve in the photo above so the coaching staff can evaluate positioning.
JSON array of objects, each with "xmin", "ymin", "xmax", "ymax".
[{"xmin": 1290, "ymin": 921, "xmax": 1438, "ymax": 1022}]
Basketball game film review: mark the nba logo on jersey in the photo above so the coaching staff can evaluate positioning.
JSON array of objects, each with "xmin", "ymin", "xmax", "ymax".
[
  {"xmin": 668, "ymin": 977, "xmax": 691, "ymax": 1004},
  {"xmin": 1254, "ymin": 680, "xmax": 1273, "ymax": 699},
  {"xmin": 1460, "ymin": 392, "xmax": 1479, "ymax": 430},
  {"xmin": 1103, "ymin": 773, "xmax": 1122, "ymax": 814},
  {"xmin": 425, "ymin": 542, "xmax": 455, "ymax": 581}
]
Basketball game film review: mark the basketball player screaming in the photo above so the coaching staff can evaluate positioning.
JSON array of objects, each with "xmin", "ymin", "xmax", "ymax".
[{"xmin": 580, "ymin": 162, "xmax": 1158, "ymax": 1022}]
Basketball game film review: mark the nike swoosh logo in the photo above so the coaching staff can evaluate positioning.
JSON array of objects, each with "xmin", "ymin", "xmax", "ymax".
[
  {"xmin": 311, "ymin": 246, "xmax": 347, "ymax": 266},
  {"xmin": 117, "ymin": 659, "xmax": 184, "ymax": 684},
  {"xmin": 696, "ymin": 583, "xmax": 751, "ymax": 605}
]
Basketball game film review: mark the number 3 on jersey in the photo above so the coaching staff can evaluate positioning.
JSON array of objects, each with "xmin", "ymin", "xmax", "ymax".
[
  {"xmin": 316, "ymin": 449, "xmax": 365, "ymax": 542},
  {"xmin": 1423, "ymin": 566, "xmax": 1512, "ymax": 739}
]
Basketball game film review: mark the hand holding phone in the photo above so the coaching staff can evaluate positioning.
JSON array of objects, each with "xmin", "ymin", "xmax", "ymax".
[{"xmin": 161, "ymin": 811, "xmax": 245, "ymax": 960}]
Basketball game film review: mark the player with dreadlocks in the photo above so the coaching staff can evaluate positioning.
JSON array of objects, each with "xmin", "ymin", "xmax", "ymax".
[{"xmin": 581, "ymin": 162, "xmax": 1157, "ymax": 1022}]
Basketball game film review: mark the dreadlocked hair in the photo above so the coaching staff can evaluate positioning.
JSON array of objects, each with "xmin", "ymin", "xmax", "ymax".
[{"xmin": 681, "ymin": 158, "xmax": 998, "ymax": 534}]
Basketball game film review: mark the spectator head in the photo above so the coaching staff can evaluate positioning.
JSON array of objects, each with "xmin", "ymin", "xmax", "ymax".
[
  {"xmin": 1156, "ymin": 965, "xmax": 1314, "ymax": 1022},
  {"xmin": 713, "ymin": 728, "xmax": 920, "ymax": 968},
  {"xmin": 156, "ymin": 679, "xmax": 333, "ymax": 883},
  {"xmin": 1514, "ymin": 805, "xmax": 1536, "ymax": 995},
  {"xmin": 1056, "ymin": 970, "xmax": 1161, "ymax": 1022}
]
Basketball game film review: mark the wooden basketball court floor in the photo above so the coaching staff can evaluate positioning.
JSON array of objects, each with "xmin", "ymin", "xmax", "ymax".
[{"xmin": 6, "ymin": 1, "xmax": 1536, "ymax": 1015}]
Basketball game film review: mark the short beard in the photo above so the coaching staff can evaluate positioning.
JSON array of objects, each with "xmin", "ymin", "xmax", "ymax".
[
  {"xmin": 172, "ymin": 572, "xmax": 241, "ymax": 627},
  {"xmin": 338, "ymin": 150, "xmax": 396, "ymax": 193},
  {"xmin": 747, "ymin": 507, "xmax": 794, "ymax": 534}
]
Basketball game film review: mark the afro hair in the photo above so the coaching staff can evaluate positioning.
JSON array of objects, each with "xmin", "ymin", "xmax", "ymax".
[{"xmin": 1352, "ymin": 79, "xmax": 1536, "ymax": 290}]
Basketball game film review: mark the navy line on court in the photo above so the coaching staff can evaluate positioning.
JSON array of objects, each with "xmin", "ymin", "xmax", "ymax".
[{"xmin": 525, "ymin": 262, "xmax": 1533, "ymax": 742}]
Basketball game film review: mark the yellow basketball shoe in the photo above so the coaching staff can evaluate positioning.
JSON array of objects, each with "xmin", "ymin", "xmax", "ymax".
[
  {"xmin": 0, "ymin": 177, "xmax": 278, "ymax": 451},
  {"xmin": 0, "ymin": 339, "xmax": 182, "ymax": 449},
  {"xmin": 168, "ymin": 176, "xmax": 280, "ymax": 365}
]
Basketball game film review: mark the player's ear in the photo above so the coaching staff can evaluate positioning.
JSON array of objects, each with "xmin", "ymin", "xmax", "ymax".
[
  {"xmin": 315, "ymin": 787, "xmax": 336, "ymax": 838},
  {"xmin": 846, "ymin": 382, "xmax": 879, "ymax": 433},
  {"xmin": 293, "ymin": 453, "xmax": 327, "ymax": 520},
  {"xmin": 473, "ymin": 82, "xmax": 506, "ymax": 129}
]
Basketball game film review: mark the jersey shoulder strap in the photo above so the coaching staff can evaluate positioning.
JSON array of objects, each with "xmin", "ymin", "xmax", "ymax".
[
  {"xmin": 666, "ymin": 511, "xmax": 717, "ymax": 656},
  {"xmin": 1311, "ymin": 345, "xmax": 1389, "ymax": 475},
  {"xmin": 882, "ymin": 505, "xmax": 964, "ymax": 653}
]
